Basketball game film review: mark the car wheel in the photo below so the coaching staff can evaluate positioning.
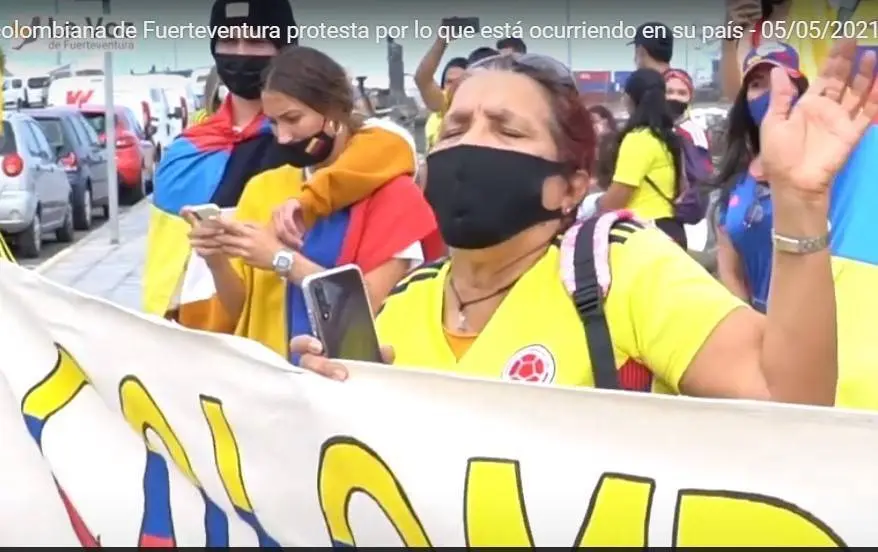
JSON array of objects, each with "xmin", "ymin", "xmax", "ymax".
[
  {"xmin": 73, "ymin": 186, "xmax": 93, "ymax": 230},
  {"xmin": 122, "ymin": 171, "xmax": 145, "ymax": 205},
  {"xmin": 56, "ymin": 203, "xmax": 75, "ymax": 243},
  {"xmin": 17, "ymin": 211, "xmax": 42, "ymax": 259}
]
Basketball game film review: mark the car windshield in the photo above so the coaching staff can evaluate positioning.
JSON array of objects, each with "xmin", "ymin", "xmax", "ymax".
[
  {"xmin": 34, "ymin": 118, "xmax": 65, "ymax": 147},
  {"xmin": 27, "ymin": 77, "xmax": 50, "ymax": 88},
  {"xmin": 0, "ymin": 122, "xmax": 16, "ymax": 154},
  {"xmin": 82, "ymin": 112, "xmax": 106, "ymax": 134}
]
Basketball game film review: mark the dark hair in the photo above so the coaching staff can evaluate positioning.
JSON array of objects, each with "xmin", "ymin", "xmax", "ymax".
[
  {"xmin": 618, "ymin": 68, "xmax": 682, "ymax": 185},
  {"xmin": 263, "ymin": 46, "xmax": 356, "ymax": 126},
  {"xmin": 587, "ymin": 104, "xmax": 618, "ymax": 134},
  {"xmin": 468, "ymin": 54, "xmax": 595, "ymax": 174},
  {"xmin": 714, "ymin": 74, "xmax": 808, "ymax": 204},
  {"xmin": 467, "ymin": 47, "xmax": 499, "ymax": 65},
  {"xmin": 440, "ymin": 57, "xmax": 468, "ymax": 88},
  {"xmin": 496, "ymin": 37, "xmax": 527, "ymax": 53}
]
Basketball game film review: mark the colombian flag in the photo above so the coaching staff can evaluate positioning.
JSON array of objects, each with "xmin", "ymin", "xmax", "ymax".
[
  {"xmin": 286, "ymin": 175, "xmax": 443, "ymax": 362},
  {"xmin": 142, "ymin": 100, "xmax": 271, "ymax": 318},
  {"xmin": 783, "ymin": 0, "xmax": 878, "ymax": 79}
]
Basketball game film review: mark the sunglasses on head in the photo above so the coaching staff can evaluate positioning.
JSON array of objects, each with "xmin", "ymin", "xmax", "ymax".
[{"xmin": 469, "ymin": 53, "xmax": 577, "ymax": 88}]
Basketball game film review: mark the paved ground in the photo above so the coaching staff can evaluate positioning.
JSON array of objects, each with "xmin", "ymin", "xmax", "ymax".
[
  {"xmin": 37, "ymin": 201, "xmax": 148, "ymax": 311},
  {"xmin": 11, "ymin": 205, "xmax": 134, "ymax": 270}
]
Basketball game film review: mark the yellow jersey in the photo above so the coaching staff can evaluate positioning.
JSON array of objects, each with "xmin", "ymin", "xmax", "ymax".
[
  {"xmin": 376, "ymin": 224, "xmax": 743, "ymax": 392},
  {"xmin": 612, "ymin": 129, "xmax": 676, "ymax": 220}
]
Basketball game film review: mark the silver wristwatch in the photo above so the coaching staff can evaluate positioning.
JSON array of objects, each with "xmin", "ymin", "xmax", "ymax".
[
  {"xmin": 772, "ymin": 231, "xmax": 830, "ymax": 255},
  {"xmin": 271, "ymin": 249, "xmax": 295, "ymax": 277}
]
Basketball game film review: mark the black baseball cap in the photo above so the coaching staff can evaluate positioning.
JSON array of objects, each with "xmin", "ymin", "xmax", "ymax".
[{"xmin": 628, "ymin": 22, "xmax": 673, "ymax": 63}]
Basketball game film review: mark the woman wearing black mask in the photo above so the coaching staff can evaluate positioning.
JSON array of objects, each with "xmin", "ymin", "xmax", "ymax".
[
  {"xmin": 292, "ymin": 42, "xmax": 878, "ymax": 408},
  {"xmin": 185, "ymin": 46, "xmax": 440, "ymax": 360},
  {"xmin": 665, "ymin": 68, "xmax": 711, "ymax": 155},
  {"xmin": 598, "ymin": 68, "xmax": 687, "ymax": 246}
]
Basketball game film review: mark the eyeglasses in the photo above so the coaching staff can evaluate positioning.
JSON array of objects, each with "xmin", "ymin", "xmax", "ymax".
[{"xmin": 469, "ymin": 53, "xmax": 577, "ymax": 88}]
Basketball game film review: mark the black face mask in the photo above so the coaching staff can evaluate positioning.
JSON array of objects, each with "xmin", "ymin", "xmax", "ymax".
[
  {"xmin": 425, "ymin": 145, "xmax": 565, "ymax": 249},
  {"xmin": 667, "ymin": 99, "xmax": 688, "ymax": 119},
  {"xmin": 279, "ymin": 126, "xmax": 335, "ymax": 168},
  {"xmin": 213, "ymin": 54, "xmax": 271, "ymax": 100}
]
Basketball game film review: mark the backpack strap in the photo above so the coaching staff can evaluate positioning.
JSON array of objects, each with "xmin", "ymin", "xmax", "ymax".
[{"xmin": 559, "ymin": 210, "xmax": 640, "ymax": 390}]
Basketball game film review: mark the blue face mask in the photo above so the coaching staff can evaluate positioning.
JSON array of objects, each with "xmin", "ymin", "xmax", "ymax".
[
  {"xmin": 747, "ymin": 92, "xmax": 771, "ymax": 126},
  {"xmin": 747, "ymin": 90, "xmax": 800, "ymax": 126}
]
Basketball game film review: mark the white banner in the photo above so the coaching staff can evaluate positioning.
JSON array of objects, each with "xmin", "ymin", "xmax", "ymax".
[{"xmin": 0, "ymin": 260, "xmax": 877, "ymax": 546}]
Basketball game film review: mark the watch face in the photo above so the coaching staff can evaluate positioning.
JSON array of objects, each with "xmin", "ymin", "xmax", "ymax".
[{"xmin": 274, "ymin": 253, "xmax": 292, "ymax": 272}]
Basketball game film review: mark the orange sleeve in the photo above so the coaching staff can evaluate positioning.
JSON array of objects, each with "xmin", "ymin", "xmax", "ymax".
[{"xmin": 297, "ymin": 125, "xmax": 416, "ymax": 228}]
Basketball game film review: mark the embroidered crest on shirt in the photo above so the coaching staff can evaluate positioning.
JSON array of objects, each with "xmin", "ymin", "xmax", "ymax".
[{"xmin": 502, "ymin": 345, "xmax": 556, "ymax": 384}]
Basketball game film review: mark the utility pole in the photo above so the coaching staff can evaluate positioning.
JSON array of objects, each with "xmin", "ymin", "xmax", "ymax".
[{"xmin": 102, "ymin": 0, "xmax": 119, "ymax": 244}]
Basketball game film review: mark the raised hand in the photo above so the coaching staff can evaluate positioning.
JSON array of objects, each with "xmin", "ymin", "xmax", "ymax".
[{"xmin": 760, "ymin": 39, "xmax": 878, "ymax": 204}]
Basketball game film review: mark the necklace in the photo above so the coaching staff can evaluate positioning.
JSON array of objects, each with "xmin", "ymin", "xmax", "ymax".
[{"xmin": 448, "ymin": 277, "xmax": 518, "ymax": 331}]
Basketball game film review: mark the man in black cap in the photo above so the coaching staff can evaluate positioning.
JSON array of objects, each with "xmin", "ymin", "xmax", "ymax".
[
  {"xmin": 145, "ymin": 0, "xmax": 299, "ymax": 324},
  {"xmin": 629, "ymin": 22, "xmax": 673, "ymax": 74}
]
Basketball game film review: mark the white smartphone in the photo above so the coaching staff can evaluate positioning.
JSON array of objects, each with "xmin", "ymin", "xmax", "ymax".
[
  {"xmin": 188, "ymin": 203, "xmax": 222, "ymax": 222},
  {"xmin": 301, "ymin": 264, "xmax": 383, "ymax": 362}
]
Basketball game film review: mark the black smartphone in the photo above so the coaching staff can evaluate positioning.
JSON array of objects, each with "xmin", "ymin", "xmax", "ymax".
[
  {"xmin": 301, "ymin": 264, "xmax": 382, "ymax": 363},
  {"xmin": 441, "ymin": 16, "xmax": 480, "ymax": 33}
]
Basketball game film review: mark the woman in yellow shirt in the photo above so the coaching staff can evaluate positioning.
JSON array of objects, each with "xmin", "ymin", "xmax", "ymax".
[
  {"xmin": 597, "ymin": 68, "xmax": 686, "ymax": 247},
  {"xmin": 292, "ymin": 42, "xmax": 878, "ymax": 406},
  {"xmin": 186, "ymin": 47, "xmax": 440, "ymax": 359}
]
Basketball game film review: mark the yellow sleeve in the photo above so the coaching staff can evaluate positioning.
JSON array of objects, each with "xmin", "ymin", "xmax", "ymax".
[
  {"xmin": 297, "ymin": 125, "xmax": 415, "ymax": 228},
  {"xmin": 612, "ymin": 130, "xmax": 654, "ymax": 188},
  {"xmin": 605, "ymin": 227, "xmax": 745, "ymax": 391}
]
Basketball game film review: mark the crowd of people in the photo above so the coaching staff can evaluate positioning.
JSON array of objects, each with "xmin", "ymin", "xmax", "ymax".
[{"xmin": 1, "ymin": 0, "xmax": 873, "ymax": 413}]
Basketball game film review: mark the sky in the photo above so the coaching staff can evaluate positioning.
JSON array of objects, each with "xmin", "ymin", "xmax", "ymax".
[{"xmin": 1, "ymin": 0, "xmax": 724, "ymax": 86}]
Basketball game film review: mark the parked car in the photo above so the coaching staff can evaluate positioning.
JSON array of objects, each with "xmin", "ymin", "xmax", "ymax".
[
  {"xmin": 78, "ymin": 104, "xmax": 156, "ymax": 201},
  {"xmin": 0, "ymin": 112, "xmax": 74, "ymax": 258},
  {"xmin": 25, "ymin": 107, "xmax": 110, "ymax": 230},
  {"xmin": 47, "ymin": 75, "xmax": 173, "ymax": 161}
]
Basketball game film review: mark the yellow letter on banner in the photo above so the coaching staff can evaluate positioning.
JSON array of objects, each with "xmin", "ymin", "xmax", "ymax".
[
  {"xmin": 465, "ymin": 459, "xmax": 653, "ymax": 547},
  {"xmin": 673, "ymin": 490, "xmax": 846, "ymax": 546},
  {"xmin": 317, "ymin": 436, "xmax": 431, "ymax": 547},
  {"xmin": 118, "ymin": 375, "xmax": 200, "ymax": 484},
  {"xmin": 21, "ymin": 345, "xmax": 88, "ymax": 426}
]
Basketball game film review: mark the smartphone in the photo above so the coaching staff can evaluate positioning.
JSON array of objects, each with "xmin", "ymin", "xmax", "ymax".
[
  {"xmin": 301, "ymin": 264, "xmax": 383, "ymax": 363},
  {"xmin": 441, "ymin": 16, "xmax": 480, "ymax": 33},
  {"xmin": 188, "ymin": 203, "xmax": 221, "ymax": 222}
]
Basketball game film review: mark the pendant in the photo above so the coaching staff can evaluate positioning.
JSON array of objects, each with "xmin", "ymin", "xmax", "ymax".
[{"xmin": 456, "ymin": 310, "xmax": 468, "ymax": 332}]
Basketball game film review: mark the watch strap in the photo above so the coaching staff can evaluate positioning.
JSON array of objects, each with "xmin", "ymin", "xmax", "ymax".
[{"xmin": 772, "ymin": 231, "xmax": 829, "ymax": 255}]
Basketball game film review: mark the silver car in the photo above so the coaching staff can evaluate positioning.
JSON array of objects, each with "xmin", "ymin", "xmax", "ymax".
[{"xmin": 0, "ymin": 112, "xmax": 74, "ymax": 258}]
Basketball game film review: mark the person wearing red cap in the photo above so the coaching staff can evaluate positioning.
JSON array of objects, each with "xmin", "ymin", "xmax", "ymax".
[{"xmin": 664, "ymin": 68, "xmax": 710, "ymax": 152}]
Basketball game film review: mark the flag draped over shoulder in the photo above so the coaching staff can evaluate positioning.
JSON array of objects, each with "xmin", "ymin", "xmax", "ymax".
[{"xmin": 142, "ymin": 100, "xmax": 270, "ymax": 316}]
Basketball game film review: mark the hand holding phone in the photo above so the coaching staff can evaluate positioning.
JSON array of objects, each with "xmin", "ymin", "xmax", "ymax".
[
  {"xmin": 440, "ymin": 16, "xmax": 480, "ymax": 39},
  {"xmin": 183, "ymin": 204, "xmax": 225, "ymax": 258},
  {"xmin": 185, "ymin": 203, "xmax": 222, "ymax": 223},
  {"xmin": 301, "ymin": 264, "xmax": 383, "ymax": 363}
]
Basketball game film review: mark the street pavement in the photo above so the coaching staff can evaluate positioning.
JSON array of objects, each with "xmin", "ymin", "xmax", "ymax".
[
  {"xmin": 37, "ymin": 200, "xmax": 148, "ymax": 311},
  {"xmin": 16, "ymin": 205, "xmax": 134, "ymax": 270}
]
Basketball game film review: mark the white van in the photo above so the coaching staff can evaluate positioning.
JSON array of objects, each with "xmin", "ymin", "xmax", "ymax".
[
  {"xmin": 47, "ymin": 75, "xmax": 174, "ymax": 160},
  {"xmin": 22, "ymin": 74, "xmax": 51, "ymax": 107},
  {"xmin": 139, "ymin": 74, "xmax": 197, "ymax": 137},
  {"xmin": 2, "ymin": 78, "xmax": 24, "ymax": 108}
]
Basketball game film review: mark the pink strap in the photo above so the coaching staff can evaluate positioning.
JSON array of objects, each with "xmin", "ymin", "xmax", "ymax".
[{"xmin": 559, "ymin": 209, "xmax": 639, "ymax": 299}]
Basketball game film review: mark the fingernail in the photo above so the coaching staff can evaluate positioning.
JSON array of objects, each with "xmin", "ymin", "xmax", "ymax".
[
  {"xmin": 333, "ymin": 368, "xmax": 347, "ymax": 381},
  {"xmin": 308, "ymin": 340, "xmax": 323, "ymax": 354}
]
